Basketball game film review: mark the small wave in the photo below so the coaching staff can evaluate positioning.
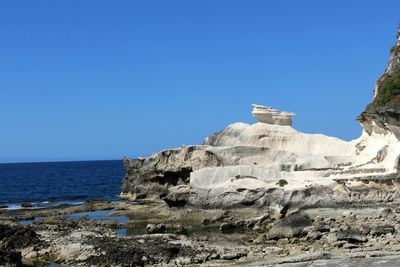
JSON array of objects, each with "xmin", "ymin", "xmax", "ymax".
[
  {"xmin": 1, "ymin": 200, "xmax": 87, "ymax": 211},
  {"xmin": 2, "ymin": 203, "xmax": 23, "ymax": 210}
]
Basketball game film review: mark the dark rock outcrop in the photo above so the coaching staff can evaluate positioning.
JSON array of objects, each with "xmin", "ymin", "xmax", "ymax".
[
  {"xmin": 0, "ymin": 249, "xmax": 22, "ymax": 267},
  {"xmin": 0, "ymin": 223, "xmax": 42, "ymax": 266},
  {"xmin": 0, "ymin": 223, "xmax": 40, "ymax": 250},
  {"xmin": 268, "ymin": 213, "xmax": 312, "ymax": 239},
  {"xmin": 120, "ymin": 146, "xmax": 222, "ymax": 200},
  {"xmin": 120, "ymin": 145, "xmax": 286, "ymax": 204},
  {"xmin": 336, "ymin": 229, "xmax": 368, "ymax": 243}
]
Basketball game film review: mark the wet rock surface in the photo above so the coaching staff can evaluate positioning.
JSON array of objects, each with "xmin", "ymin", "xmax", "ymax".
[{"xmin": 2, "ymin": 201, "xmax": 400, "ymax": 266}]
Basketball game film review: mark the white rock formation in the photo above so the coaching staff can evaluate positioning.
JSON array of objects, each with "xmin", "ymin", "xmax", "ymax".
[
  {"xmin": 204, "ymin": 122, "xmax": 355, "ymax": 156},
  {"xmin": 122, "ymin": 103, "xmax": 400, "ymax": 209},
  {"xmin": 122, "ymin": 26, "xmax": 400, "ymax": 210},
  {"xmin": 252, "ymin": 104, "xmax": 294, "ymax": 126},
  {"xmin": 199, "ymin": 108, "xmax": 400, "ymax": 186}
]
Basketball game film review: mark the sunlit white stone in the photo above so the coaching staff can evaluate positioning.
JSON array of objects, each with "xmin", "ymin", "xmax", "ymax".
[{"xmin": 251, "ymin": 104, "xmax": 294, "ymax": 126}]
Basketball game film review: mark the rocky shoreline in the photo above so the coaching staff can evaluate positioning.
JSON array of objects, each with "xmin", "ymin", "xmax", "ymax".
[{"xmin": 3, "ymin": 200, "xmax": 400, "ymax": 266}]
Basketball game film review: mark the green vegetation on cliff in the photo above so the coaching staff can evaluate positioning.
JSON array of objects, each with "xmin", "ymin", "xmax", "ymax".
[
  {"xmin": 370, "ymin": 69, "xmax": 400, "ymax": 109},
  {"xmin": 390, "ymin": 45, "xmax": 400, "ymax": 54},
  {"xmin": 276, "ymin": 179, "xmax": 288, "ymax": 187}
]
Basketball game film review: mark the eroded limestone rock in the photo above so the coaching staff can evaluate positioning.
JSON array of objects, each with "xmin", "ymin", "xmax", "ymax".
[
  {"xmin": 121, "ymin": 25, "xmax": 400, "ymax": 211},
  {"xmin": 251, "ymin": 104, "xmax": 294, "ymax": 126}
]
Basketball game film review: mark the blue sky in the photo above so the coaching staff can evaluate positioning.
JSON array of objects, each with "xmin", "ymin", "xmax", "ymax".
[{"xmin": 0, "ymin": 1, "xmax": 399, "ymax": 163}]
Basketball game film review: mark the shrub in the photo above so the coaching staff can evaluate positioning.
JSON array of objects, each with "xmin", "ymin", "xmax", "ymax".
[
  {"xmin": 373, "ymin": 69, "xmax": 400, "ymax": 108},
  {"xmin": 276, "ymin": 179, "xmax": 288, "ymax": 187},
  {"xmin": 390, "ymin": 45, "xmax": 400, "ymax": 54}
]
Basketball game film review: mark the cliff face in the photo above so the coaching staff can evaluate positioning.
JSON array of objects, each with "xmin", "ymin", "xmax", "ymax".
[{"xmin": 359, "ymin": 25, "xmax": 400, "ymax": 134}]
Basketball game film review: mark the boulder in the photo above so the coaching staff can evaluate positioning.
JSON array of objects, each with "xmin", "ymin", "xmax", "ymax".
[
  {"xmin": 146, "ymin": 223, "xmax": 186, "ymax": 234},
  {"xmin": 336, "ymin": 229, "xmax": 368, "ymax": 243},
  {"xmin": 370, "ymin": 225, "xmax": 395, "ymax": 236},
  {"xmin": 21, "ymin": 202, "xmax": 33, "ymax": 208},
  {"xmin": 267, "ymin": 213, "xmax": 312, "ymax": 239},
  {"xmin": 219, "ymin": 215, "xmax": 270, "ymax": 233}
]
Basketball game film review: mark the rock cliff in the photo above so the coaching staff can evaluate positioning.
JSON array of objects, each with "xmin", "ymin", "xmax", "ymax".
[
  {"xmin": 359, "ymin": 24, "xmax": 400, "ymax": 133},
  {"xmin": 121, "ymin": 25, "xmax": 400, "ymax": 212}
]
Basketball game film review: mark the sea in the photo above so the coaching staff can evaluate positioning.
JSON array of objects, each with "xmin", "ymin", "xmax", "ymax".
[{"xmin": 0, "ymin": 160, "xmax": 124, "ymax": 209}]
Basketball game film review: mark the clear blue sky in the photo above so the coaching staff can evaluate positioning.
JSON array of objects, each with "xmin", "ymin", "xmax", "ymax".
[{"xmin": 1, "ymin": 1, "xmax": 399, "ymax": 163}]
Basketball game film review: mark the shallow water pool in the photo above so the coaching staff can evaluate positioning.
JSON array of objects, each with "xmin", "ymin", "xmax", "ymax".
[{"xmin": 66, "ymin": 209, "xmax": 128, "ymax": 223}]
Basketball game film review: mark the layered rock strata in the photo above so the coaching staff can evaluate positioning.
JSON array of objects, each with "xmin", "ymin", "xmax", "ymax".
[
  {"xmin": 121, "ymin": 26, "xmax": 400, "ymax": 211},
  {"xmin": 251, "ymin": 104, "xmax": 294, "ymax": 126}
]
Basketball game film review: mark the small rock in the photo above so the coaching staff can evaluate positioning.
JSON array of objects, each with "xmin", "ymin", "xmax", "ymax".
[
  {"xmin": 370, "ymin": 225, "xmax": 395, "ymax": 236},
  {"xmin": 314, "ymin": 224, "xmax": 330, "ymax": 233},
  {"xmin": 336, "ymin": 229, "xmax": 367, "ymax": 243},
  {"xmin": 343, "ymin": 243, "xmax": 359, "ymax": 249},
  {"xmin": 221, "ymin": 252, "xmax": 246, "ymax": 260},
  {"xmin": 380, "ymin": 208, "xmax": 393, "ymax": 218},
  {"xmin": 268, "ymin": 213, "xmax": 312, "ymax": 240},
  {"xmin": 219, "ymin": 215, "xmax": 269, "ymax": 233},
  {"xmin": 146, "ymin": 223, "xmax": 187, "ymax": 234},
  {"xmin": 314, "ymin": 216, "xmax": 323, "ymax": 222},
  {"xmin": 333, "ymin": 241, "xmax": 347, "ymax": 248},
  {"xmin": 252, "ymin": 225, "xmax": 262, "ymax": 231},
  {"xmin": 201, "ymin": 218, "xmax": 210, "ymax": 225},
  {"xmin": 325, "ymin": 233, "xmax": 338, "ymax": 244},
  {"xmin": 253, "ymin": 234, "xmax": 266, "ymax": 244},
  {"xmin": 307, "ymin": 230, "xmax": 322, "ymax": 241},
  {"xmin": 146, "ymin": 224, "xmax": 166, "ymax": 234},
  {"xmin": 21, "ymin": 203, "xmax": 33, "ymax": 208},
  {"xmin": 361, "ymin": 225, "xmax": 371, "ymax": 235},
  {"xmin": 220, "ymin": 222, "xmax": 235, "ymax": 233},
  {"xmin": 276, "ymin": 238, "xmax": 289, "ymax": 245}
]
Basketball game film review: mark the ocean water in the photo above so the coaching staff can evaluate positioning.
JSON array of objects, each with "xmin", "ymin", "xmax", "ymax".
[{"xmin": 0, "ymin": 160, "xmax": 124, "ymax": 209}]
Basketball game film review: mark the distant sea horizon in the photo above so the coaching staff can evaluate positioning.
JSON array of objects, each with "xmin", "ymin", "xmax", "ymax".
[
  {"xmin": 0, "ymin": 160, "xmax": 125, "ymax": 210},
  {"xmin": 0, "ymin": 158, "xmax": 123, "ymax": 164}
]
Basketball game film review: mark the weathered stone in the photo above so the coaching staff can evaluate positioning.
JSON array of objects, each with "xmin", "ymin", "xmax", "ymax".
[
  {"xmin": 146, "ymin": 223, "xmax": 186, "ymax": 235},
  {"xmin": 219, "ymin": 215, "xmax": 269, "ymax": 233},
  {"xmin": 306, "ymin": 230, "xmax": 323, "ymax": 241},
  {"xmin": 268, "ymin": 213, "xmax": 312, "ymax": 239},
  {"xmin": 336, "ymin": 229, "xmax": 368, "ymax": 243},
  {"xmin": 251, "ymin": 104, "xmax": 294, "ymax": 126},
  {"xmin": 370, "ymin": 225, "xmax": 395, "ymax": 236},
  {"xmin": 221, "ymin": 252, "xmax": 246, "ymax": 260}
]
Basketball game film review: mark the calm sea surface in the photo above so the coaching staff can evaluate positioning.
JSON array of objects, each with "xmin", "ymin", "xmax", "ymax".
[{"xmin": 0, "ymin": 160, "xmax": 124, "ymax": 209}]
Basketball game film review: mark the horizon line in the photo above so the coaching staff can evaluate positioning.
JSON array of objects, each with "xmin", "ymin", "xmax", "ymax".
[{"xmin": 0, "ymin": 158, "xmax": 123, "ymax": 165}]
